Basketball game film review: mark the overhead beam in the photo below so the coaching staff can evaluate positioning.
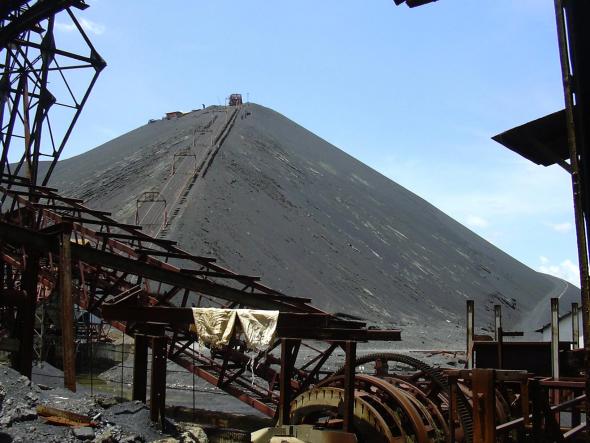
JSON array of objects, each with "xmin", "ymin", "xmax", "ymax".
[
  {"xmin": 0, "ymin": 221, "xmax": 316, "ymax": 311},
  {"xmin": 71, "ymin": 244, "xmax": 313, "ymax": 311},
  {"xmin": 0, "ymin": 0, "xmax": 86, "ymax": 49},
  {"xmin": 100, "ymin": 305, "xmax": 357, "ymax": 329},
  {"xmin": 0, "ymin": 1, "xmax": 30, "ymax": 22},
  {"xmin": 100, "ymin": 305, "xmax": 401, "ymax": 342}
]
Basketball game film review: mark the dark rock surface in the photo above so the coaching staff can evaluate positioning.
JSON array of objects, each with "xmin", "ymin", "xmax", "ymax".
[
  {"xmin": 46, "ymin": 103, "xmax": 579, "ymax": 347},
  {"xmin": 0, "ymin": 365, "xmax": 177, "ymax": 442}
]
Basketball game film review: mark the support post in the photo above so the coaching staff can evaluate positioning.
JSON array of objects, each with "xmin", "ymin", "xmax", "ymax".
[
  {"xmin": 551, "ymin": 298, "xmax": 560, "ymax": 380},
  {"xmin": 530, "ymin": 380, "xmax": 543, "ymax": 443},
  {"xmin": 494, "ymin": 304, "xmax": 502, "ymax": 341},
  {"xmin": 448, "ymin": 380, "xmax": 457, "ymax": 443},
  {"xmin": 553, "ymin": 0, "xmax": 590, "ymax": 427},
  {"xmin": 467, "ymin": 300, "xmax": 474, "ymax": 369},
  {"xmin": 150, "ymin": 335, "xmax": 167, "ymax": 426},
  {"xmin": 472, "ymin": 369, "xmax": 496, "ymax": 443},
  {"xmin": 132, "ymin": 333, "xmax": 148, "ymax": 402},
  {"xmin": 343, "ymin": 340, "xmax": 357, "ymax": 433},
  {"xmin": 550, "ymin": 298, "xmax": 561, "ymax": 423},
  {"xmin": 59, "ymin": 228, "xmax": 76, "ymax": 391},
  {"xmin": 494, "ymin": 304, "xmax": 503, "ymax": 369},
  {"xmin": 278, "ymin": 339, "xmax": 294, "ymax": 425},
  {"xmin": 520, "ymin": 379, "xmax": 530, "ymax": 429},
  {"xmin": 14, "ymin": 249, "xmax": 39, "ymax": 378},
  {"xmin": 572, "ymin": 302, "xmax": 580, "ymax": 349}
]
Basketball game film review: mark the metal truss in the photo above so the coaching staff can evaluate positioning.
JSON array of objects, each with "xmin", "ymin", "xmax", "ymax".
[
  {"xmin": 0, "ymin": 0, "xmax": 105, "ymax": 188},
  {"xmin": 0, "ymin": 179, "xmax": 399, "ymax": 412}
]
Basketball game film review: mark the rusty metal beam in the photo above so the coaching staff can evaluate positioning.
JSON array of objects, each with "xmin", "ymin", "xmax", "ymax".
[
  {"xmin": 61, "ymin": 216, "xmax": 143, "ymax": 230},
  {"xmin": 100, "ymin": 305, "xmax": 400, "ymax": 342},
  {"xmin": 572, "ymin": 302, "xmax": 580, "ymax": 349},
  {"xmin": 495, "ymin": 304, "xmax": 503, "ymax": 369},
  {"xmin": 71, "ymin": 243, "xmax": 314, "ymax": 312},
  {"xmin": 0, "ymin": 1, "xmax": 30, "ymax": 22},
  {"xmin": 135, "ymin": 249, "xmax": 214, "ymax": 262},
  {"xmin": 553, "ymin": 0, "xmax": 590, "ymax": 426},
  {"xmin": 32, "ymin": 203, "xmax": 111, "ymax": 216},
  {"xmin": 551, "ymin": 297, "xmax": 560, "ymax": 380},
  {"xmin": 94, "ymin": 232, "xmax": 177, "ymax": 246},
  {"xmin": 13, "ymin": 247, "xmax": 39, "ymax": 378},
  {"xmin": 343, "ymin": 340, "xmax": 356, "ymax": 433},
  {"xmin": 59, "ymin": 228, "xmax": 76, "ymax": 391},
  {"xmin": 0, "ymin": 221, "xmax": 314, "ymax": 311},
  {"xmin": 150, "ymin": 335, "xmax": 167, "ymax": 425},
  {"xmin": 277, "ymin": 339, "xmax": 296, "ymax": 425},
  {"xmin": 472, "ymin": 369, "xmax": 496, "ymax": 443},
  {"xmin": 132, "ymin": 333, "xmax": 148, "ymax": 402},
  {"xmin": 0, "ymin": 0, "xmax": 86, "ymax": 49},
  {"xmin": 467, "ymin": 300, "xmax": 474, "ymax": 369}
]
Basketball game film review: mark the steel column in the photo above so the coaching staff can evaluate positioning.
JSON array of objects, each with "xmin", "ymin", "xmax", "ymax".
[
  {"xmin": 59, "ymin": 228, "xmax": 76, "ymax": 391},
  {"xmin": 132, "ymin": 333, "xmax": 148, "ymax": 402},
  {"xmin": 150, "ymin": 335, "xmax": 167, "ymax": 425},
  {"xmin": 494, "ymin": 304, "xmax": 502, "ymax": 341},
  {"xmin": 343, "ymin": 340, "xmax": 357, "ymax": 433},
  {"xmin": 550, "ymin": 297, "xmax": 561, "ymax": 423},
  {"xmin": 572, "ymin": 302, "xmax": 580, "ymax": 349},
  {"xmin": 551, "ymin": 298, "xmax": 560, "ymax": 380},
  {"xmin": 278, "ymin": 339, "xmax": 295, "ymax": 425},
  {"xmin": 13, "ymin": 248, "xmax": 39, "ymax": 378},
  {"xmin": 494, "ymin": 304, "xmax": 503, "ymax": 369},
  {"xmin": 448, "ymin": 380, "xmax": 458, "ymax": 443},
  {"xmin": 471, "ymin": 369, "xmax": 496, "ymax": 443},
  {"xmin": 467, "ymin": 300, "xmax": 474, "ymax": 369},
  {"xmin": 553, "ymin": 0, "xmax": 590, "ymax": 426}
]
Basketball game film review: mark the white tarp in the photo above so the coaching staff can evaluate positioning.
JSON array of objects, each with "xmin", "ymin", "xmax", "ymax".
[{"xmin": 191, "ymin": 308, "xmax": 279, "ymax": 352}]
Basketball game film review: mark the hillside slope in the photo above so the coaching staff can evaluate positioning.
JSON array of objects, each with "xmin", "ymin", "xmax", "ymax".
[{"xmin": 47, "ymin": 103, "xmax": 579, "ymax": 347}]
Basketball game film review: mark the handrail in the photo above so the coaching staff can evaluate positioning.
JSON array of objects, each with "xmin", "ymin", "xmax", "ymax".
[{"xmin": 496, "ymin": 394, "xmax": 586, "ymax": 434}]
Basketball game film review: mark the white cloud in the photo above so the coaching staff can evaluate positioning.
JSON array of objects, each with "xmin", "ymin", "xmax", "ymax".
[
  {"xmin": 538, "ymin": 257, "xmax": 580, "ymax": 285},
  {"xmin": 382, "ymin": 153, "xmax": 572, "ymax": 225},
  {"xmin": 466, "ymin": 215, "xmax": 489, "ymax": 229},
  {"xmin": 55, "ymin": 22, "xmax": 76, "ymax": 32},
  {"xmin": 56, "ymin": 18, "xmax": 105, "ymax": 35},
  {"xmin": 547, "ymin": 222, "xmax": 572, "ymax": 233},
  {"xmin": 379, "ymin": 152, "xmax": 577, "ymax": 262}
]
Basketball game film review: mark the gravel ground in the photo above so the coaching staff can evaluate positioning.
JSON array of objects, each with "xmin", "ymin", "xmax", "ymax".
[
  {"xmin": 0, "ymin": 364, "xmax": 183, "ymax": 442},
  {"xmin": 0, "ymin": 347, "xmax": 465, "ymax": 441}
]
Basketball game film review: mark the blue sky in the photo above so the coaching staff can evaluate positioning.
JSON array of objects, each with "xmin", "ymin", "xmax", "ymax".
[{"xmin": 52, "ymin": 0, "xmax": 579, "ymax": 284}]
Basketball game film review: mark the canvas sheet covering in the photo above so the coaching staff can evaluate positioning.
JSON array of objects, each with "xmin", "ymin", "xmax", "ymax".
[{"xmin": 190, "ymin": 308, "xmax": 279, "ymax": 352}]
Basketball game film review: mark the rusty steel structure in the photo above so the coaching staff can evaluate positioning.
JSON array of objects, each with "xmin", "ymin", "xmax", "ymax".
[
  {"xmin": 0, "ymin": 1, "xmax": 588, "ymax": 443},
  {"xmin": 1, "ymin": 177, "xmax": 586, "ymax": 441},
  {"xmin": 463, "ymin": 300, "xmax": 587, "ymax": 442},
  {"xmin": 0, "ymin": 0, "xmax": 105, "ymax": 390},
  {"xmin": 0, "ymin": 0, "xmax": 105, "ymax": 187},
  {"xmin": 492, "ymin": 0, "xmax": 590, "ymax": 433}
]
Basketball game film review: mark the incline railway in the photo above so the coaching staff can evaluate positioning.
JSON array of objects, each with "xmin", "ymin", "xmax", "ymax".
[{"xmin": 0, "ymin": 1, "xmax": 588, "ymax": 442}]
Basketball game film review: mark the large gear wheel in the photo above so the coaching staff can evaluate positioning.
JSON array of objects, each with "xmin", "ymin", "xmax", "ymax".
[{"xmin": 331, "ymin": 352, "xmax": 473, "ymax": 442}]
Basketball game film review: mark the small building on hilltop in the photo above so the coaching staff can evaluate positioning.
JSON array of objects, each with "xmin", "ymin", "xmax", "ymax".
[
  {"xmin": 229, "ymin": 94, "xmax": 243, "ymax": 106},
  {"xmin": 165, "ymin": 111, "xmax": 183, "ymax": 120}
]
